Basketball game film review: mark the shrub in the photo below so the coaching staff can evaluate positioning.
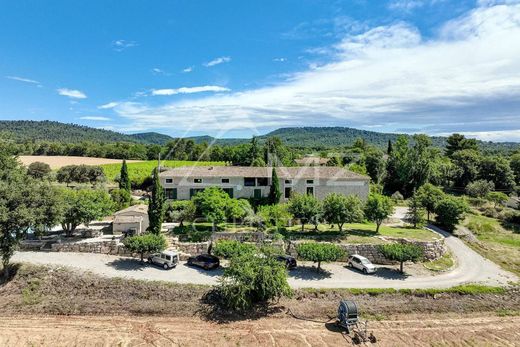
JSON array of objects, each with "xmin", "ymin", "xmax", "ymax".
[
  {"xmin": 434, "ymin": 196, "xmax": 469, "ymax": 231},
  {"xmin": 258, "ymin": 204, "xmax": 292, "ymax": 230},
  {"xmin": 110, "ymin": 188, "xmax": 132, "ymax": 211},
  {"xmin": 465, "ymin": 180, "xmax": 494, "ymax": 198},
  {"xmin": 378, "ymin": 243, "xmax": 423, "ymax": 273},
  {"xmin": 27, "ymin": 161, "xmax": 51, "ymax": 179},
  {"xmin": 225, "ymin": 199, "xmax": 253, "ymax": 222},
  {"xmin": 217, "ymin": 253, "xmax": 292, "ymax": 311},
  {"xmin": 212, "ymin": 240, "xmax": 257, "ymax": 259},
  {"xmin": 486, "ymin": 192, "xmax": 508, "ymax": 208},
  {"xmin": 296, "ymin": 242, "xmax": 345, "ymax": 272},
  {"xmin": 391, "ymin": 191, "xmax": 404, "ymax": 201},
  {"xmin": 123, "ymin": 233, "xmax": 167, "ymax": 262}
]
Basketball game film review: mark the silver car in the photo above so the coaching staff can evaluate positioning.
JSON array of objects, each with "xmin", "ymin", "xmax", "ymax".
[
  {"xmin": 348, "ymin": 254, "xmax": 376, "ymax": 274},
  {"xmin": 148, "ymin": 250, "xmax": 179, "ymax": 270}
]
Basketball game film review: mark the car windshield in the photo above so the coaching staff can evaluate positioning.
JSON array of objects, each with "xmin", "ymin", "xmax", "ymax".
[{"xmin": 361, "ymin": 259, "xmax": 371, "ymax": 265}]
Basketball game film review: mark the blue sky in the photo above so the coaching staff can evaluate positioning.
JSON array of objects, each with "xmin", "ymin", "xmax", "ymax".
[{"xmin": 1, "ymin": 0, "xmax": 520, "ymax": 141}]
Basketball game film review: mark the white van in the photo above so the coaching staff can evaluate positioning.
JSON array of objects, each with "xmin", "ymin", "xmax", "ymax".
[{"xmin": 148, "ymin": 250, "xmax": 179, "ymax": 269}]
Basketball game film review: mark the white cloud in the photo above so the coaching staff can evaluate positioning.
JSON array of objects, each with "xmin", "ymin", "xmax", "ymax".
[
  {"xmin": 151, "ymin": 86, "xmax": 230, "ymax": 96},
  {"xmin": 80, "ymin": 116, "xmax": 111, "ymax": 121},
  {"xmin": 57, "ymin": 88, "xmax": 87, "ymax": 99},
  {"xmin": 98, "ymin": 102, "xmax": 119, "ymax": 109},
  {"xmin": 6, "ymin": 75, "xmax": 40, "ymax": 85},
  {"xmin": 440, "ymin": 129, "xmax": 520, "ymax": 142},
  {"xmin": 112, "ymin": 40, "xmax": 138, "ymax": 51},
  {"xmin": 182, "ymin": 66, "xmax": 194, "ymax": 73},
  {"xmin": 204, "ymin": 56, "xmax": 231, "ymax": 67},
  {"xmin": 273, "ymin": 58, "xmax": 287, "ymax": 62},
  {"xmin": 114, "ymin": 3, "xmax": 520, "ymax": 140}
]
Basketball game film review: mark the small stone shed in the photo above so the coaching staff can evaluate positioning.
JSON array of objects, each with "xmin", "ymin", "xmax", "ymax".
[{"xmin": 112, "ymin": 204, "xmax": 149, "ymax": 235}]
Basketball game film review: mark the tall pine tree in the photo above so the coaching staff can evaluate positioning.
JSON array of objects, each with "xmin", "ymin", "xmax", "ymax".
[
  {"xmin": 148, "ymin": 167, "xmax": 165, "ymax": 234},
  {"xmin": 119, "ymin": 159, "xmax": 131, "ymax": 192},
  {"xmin": 268, "ymin": 168, "xmax": 281, "ymax": 204}
]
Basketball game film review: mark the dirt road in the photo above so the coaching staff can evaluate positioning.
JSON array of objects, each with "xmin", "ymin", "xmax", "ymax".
[{"xmin": 1, "ymin": 314, "xmax": 518, "ymax": 346}]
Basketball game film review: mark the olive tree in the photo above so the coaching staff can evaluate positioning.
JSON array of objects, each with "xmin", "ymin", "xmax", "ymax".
[
  {"xmin": 123, "ymin": 233, "xmax": 167, "ymax": 262},
  {"xmin": 416, "ymin": 183, "xmax": 445, "ymax": 222},
  {"xmin": 322, "ymin": 193, "xmax": 364, "ymax": 232},
  {"xmin": 296, "ymin": 242, "xmax": 345, "ymax": 272},
  {"xmin": 364, "ymin": 193, "xmax": 394, "ymax": 233},
  {"xmin": 166, "ymin": 200, "xmax": 196, "ymax": 227},
  {"xmin": 212, "ymin": 240, "xmax": 257, "ymax": 259},
  {"xmin": 378, "ymin": 243, "xmax": 423, "ymax": 273},
  {"xmin": 288, "ymin": 193, "xmax": 322, "ymax": 231}
]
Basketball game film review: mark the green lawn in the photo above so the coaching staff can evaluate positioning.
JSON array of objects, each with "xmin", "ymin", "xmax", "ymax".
[
  {"xmin": 464, "ymin": 213, "xmax": 520, "ymax": 276},
  {"xmin": 101, "ymin": 160, "xmax": 225, "ymax": 186},
  {"xmin": 423, "ymin": 252, "xmax": 455, "ymax": 272}
]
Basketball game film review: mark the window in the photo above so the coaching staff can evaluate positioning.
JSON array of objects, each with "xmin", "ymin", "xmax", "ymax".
[
  {"xmin": 257, "ymin": 177, "xmax": 268, "ymax": 186},
  {"xmin": 194, "ymin": 178, "xmax": 202, "ymax": 184},
  {"xmin": 221, "ymin": 178, "xmax": 230, "ymax": 183},
  {"xmin": 164, "ymin": 188, "xmax": 177, "ymax": 200},
  {"xmin": 165, "ymin": 178, "xmax": 173, "ymax": 184},
  {"xmin": 254, "ymin": 189, "xmax": 262, "ymax": 199},
  {"xmin": 244, "ymin": 177, "xmax": 256, "ymax": 186},
  {"xmin": 284, "ymin": 187, "xmax": 292, "ymax": 199},
  {"xmin": 306, "ymin": 179, "xmax": 314, "ymax": 184},
  {"xmin": 189, "ymin": 188, "xmax": 204, "ymax": 198},
  {"xmin": 285, "ymin": 179, "xmax": 292, "ymax": 185},
  {"xmin": 223, "ymin": 188, "xmax": 234, "ymax": 198},
  {"xmin": 306, "ymin": 186, "xmax": 314, "ymax": 196}
]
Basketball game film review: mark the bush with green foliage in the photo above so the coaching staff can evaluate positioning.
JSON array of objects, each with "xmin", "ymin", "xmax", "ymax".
[
  {"xmin": 465, "ymin": 180, "xmax": 494, "ymax": 198},
  {"xmin": 378, "ymin": 243, "xmax": 424, "ymax": 273},
  {"xmin": 416, "ymin": 183, "xmax": 445, "ymax": 221},
  {"xmin": 225, "ymin": 199, "xmax": 253, "ymax": 222},
  {"xmin": 212, "ymin": 240, "xmax": 257, "ymax": 259},
  {"xmin": 322, "ymin": 193, "xmax": 364, "ymax": 232},
  {"xmin": 486, "ymin": 191, "xmax": 508, "ymax": 208},
  {"xmin": 434, "ymin": 196, "xmax": 469, "ymax": 231},
  {"xmin": 27, "ymin": 161, "xmax": 52, "ymax": 179},
  {"xmin": 288, "ymin": 193, "xmax": 323, "ymax": 231},
  {"xmin": 296, "ymin": 242, "xmax": 345, "ymax": 272},
  {"xmin": 192, "ymin": 187, "xmax": 229, "ymax": 229},
  {"xmin": 364, "ymin": 193, "xmax": 394, "ymax": 233},
  {"xmin": 217, "ymin": 252, "xmax": 292, "ymax": 311},
  {"xmin": 258, "ymin": 204, "xmax": 292, "ymax": 230},
  {"xmin": 166, "ymin": 200, "xmax": 196, "ymax": 227},
  {"xmin": 123, "ymin": 233, "xmax": 167, "ymax": 262},
  {"xmin": 110, "ymin": 188, "xmax": 132, "ymax": 210},
  {"xmin": 391, "ymin": 191, "xmax": 404, "ymax": 201}
]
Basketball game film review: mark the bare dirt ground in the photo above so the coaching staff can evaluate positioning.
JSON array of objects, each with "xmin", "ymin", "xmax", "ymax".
[
  {"xmin": 17, "ymin": 155, "xmax": 142, "ymax": 169},
  {"xmin": 1, "ymin": 314, "xmax": 519, "ymax": 346}
]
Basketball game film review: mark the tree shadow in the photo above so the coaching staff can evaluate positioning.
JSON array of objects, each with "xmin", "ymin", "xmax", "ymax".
[
  {"xmin": 348, "ymin": 229, "xmax": 378, "ymax": 237},
  {"xmin": 105, "ymin": 258, "xmax": 148, "ymax": 271},
  {"xmin": 289, "ymin": 265, "xmax": 333, "ymax": 280},
  {"xmin": 183, "ymin": 263, "xmax": 223, "ymax": 278},
  {"xmin": 0, "ymin": 264, "xmax": 20, "ymax": 287},
  {"xmin": 197, "ymin": 288, "xmax": 285, "ymax": 323},
  {"xmin": 370, "ymin": 267, "xmax": 411, "ymax": 280}
]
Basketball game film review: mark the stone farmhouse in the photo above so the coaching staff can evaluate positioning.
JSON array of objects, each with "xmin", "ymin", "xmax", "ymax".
[
  {"xmin": 159, "ymin": 166, "xmax": 370, "ymax": 201},
  {"xmin": 112, "ymin": 204, "xmax": 149, "ymax": 235}
]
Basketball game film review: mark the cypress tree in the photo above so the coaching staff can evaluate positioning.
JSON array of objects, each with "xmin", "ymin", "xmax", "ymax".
[
  {"xmin": 268, "ymin": 167, "xmax": 281, "ymax": 204},
  {"xmin": 119, "ymin": 159, "xmax": 131, "ymax": 192},
  {"xmin": 387, "ymin": 140, "xmax": 393, "ymax": 155},
  {"xmin": 148, "ymin": 167, "xmax": 165, "ymax": 234}
]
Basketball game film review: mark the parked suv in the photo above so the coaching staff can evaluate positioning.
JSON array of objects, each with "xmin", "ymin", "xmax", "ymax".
[
  {"xmin": 275, "ymin": 255, "xmax": 297, "ymax": 270},
  {"xmin": 187, "ymin": 254, "xmax": 220, "ymax": 270},
  {"xmin": 348, "ymin": 254, "xmax": 376, "ymax": 274},
  {"xmin": 148, "ymin": 250, "xmax": 179, "ymax": 269}
]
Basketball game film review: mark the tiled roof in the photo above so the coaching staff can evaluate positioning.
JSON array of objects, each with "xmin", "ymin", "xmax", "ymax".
[
  {"xmin": 114, "ymin": 204, "xmax": 148, "ymax": 215},
  {"xmin": 159, "ymin": 166, "xmax": 369, "ymax": 180},
  {"xmin": 113, "ymin": 215, "xmax": 143, "ymax": 223}
]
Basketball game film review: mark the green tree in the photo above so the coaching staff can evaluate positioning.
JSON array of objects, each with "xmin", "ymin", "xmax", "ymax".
[
  {"xmin": 288, "ymin": 193, "xmax": 322, "ymax": 231},
  {"xmin": 445, "ymin": 133, "xmax": 478, "ymax": 158},
  {"xmin": 217, "ymin": 252, "xmax": 292, "ymax": 311},
  {"xmin": 405, "ymin": 193, "xmax": 425, "ymax": 228},
  {"xmin": 119, "ymin": 159, "xmax": 131, "ymax": 191},
  {"xmin": 32, "ymin": 184, "xmax": 64, "ymax": 239},
  {"xmin": 60, "ymin": 189, "xmax": 114, "ymax": 236},
  {"xmin": 378, "ymin": 243, "xmax": 423, "ymax": 273},
  {"xmin": 296, "ymin": 242, "xmax": 345, "ymax": 272},
  {"xmin": 248, "ymin": 136, "xmax": 261, "ymax": 165},
  {"xmin": 478, "ymin": 156, "xmax": 515, "ymax": 191},
  {"xmin": 434, "ymin": 196, "xmax": 468, "ymax": 231},
  {"xmin": 258, "ymin": 204, "xmax": 292, "ymax": 230},
  {"xmin": 213, "ymin": 240, "xmax": 257, "ymax": 259},
  {"xmin": 27, "ymin": 161, "xmax": 51, "ymax": 180},
  {"xmin": 511, "ymin": 153, "xmax": 520, "ymax": 185},
  {"xmin": 225, "ymin": 199, "xmax": 252, "ymax": 222},
  {"xmin": 322, "ymin": 193, "xmax": 364, "ymax": 232},
  {"xmin": 268, "ymin": 167, "xmax": 281, "ymax": 204},
  {"xmin": 365, "ymin": 148, "xmax": 386, "ymax": 184},
  {"xmin": 123, "ymin": 233, "xmax": 167, "ymax": 262},
  {"xmin": 486, "ymin": 191, "xmax": 508, "ymax": 208},
  {"xmin": 416, "ymin": 183, "xmax": 445, "ymax": 222},
  {"xmin": 451, "ymin": 150, "xmax": 481, "ymax": 188},
  {"xmin": 192, "ymin": 186, "xmax": 229, "ymax": 229},
  {"xmin": 387, "ymin": 140, "xmax": 393, "ymax": 155},
  {"xmin": 166, "ymin": 200, "xmax": 196, "ymax": 227},
  {"xmin": 110, "ymin": 188, "xmax": 132, "ymax": 210},
  {"xmin": 364, "ymin": 193, "xmax": 394, "ymax": 233},
  {"xmin": 148, "ymin": 167, "xmax": 165, "ymax": 234},
  {"xmin": 465, "ymin": 180, "xmax": 494, "ymax": 198}
]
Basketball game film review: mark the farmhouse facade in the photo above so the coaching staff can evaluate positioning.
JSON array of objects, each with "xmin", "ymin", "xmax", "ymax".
[{"xmin": 159, "ymin": 166, "xmax": 369, "ymax": 201}]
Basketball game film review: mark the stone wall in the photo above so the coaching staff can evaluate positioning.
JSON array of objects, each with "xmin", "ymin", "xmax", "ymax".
[
  {"xmin": 211, "ymin": 232, "xmax": 265, "ymax": 242},
  {"xmin": 49, "ymin": 240, "xmax": 133, "ymax": 256}
]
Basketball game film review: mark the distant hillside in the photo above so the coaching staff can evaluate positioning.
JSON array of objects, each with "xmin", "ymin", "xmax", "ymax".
[
  {"xmin": 0, "ymin": 120, "xmax": 136, "ymax": 143},
  {"xmin": 128, "ymin": 132, "xmax": 174, "ymax": 145}
]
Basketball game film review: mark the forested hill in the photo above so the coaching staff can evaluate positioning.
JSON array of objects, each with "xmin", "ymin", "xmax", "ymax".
[
  {"xmin": 128, "ymin": 132, "xmax": 174, "ymax": 144},
  {"xmin": 0, "ymin": 120, "xmax": 136, "ymax": 143}
]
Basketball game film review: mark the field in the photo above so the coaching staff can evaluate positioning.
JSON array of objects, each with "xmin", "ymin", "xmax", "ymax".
[
  {"xmin": 464, "ymin": 212, "xmax": 520, "ymax": 276},
  {"xmin": 100, "ymin": 160, "xmax": 226, "ymax": 186},
  {"xmin": 17, "ymin": 155, "xmax": 142, "ymax": 169},
  {"xmin": 1, "ymin": 264, "xmax": 519, "ymax": 346}
]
